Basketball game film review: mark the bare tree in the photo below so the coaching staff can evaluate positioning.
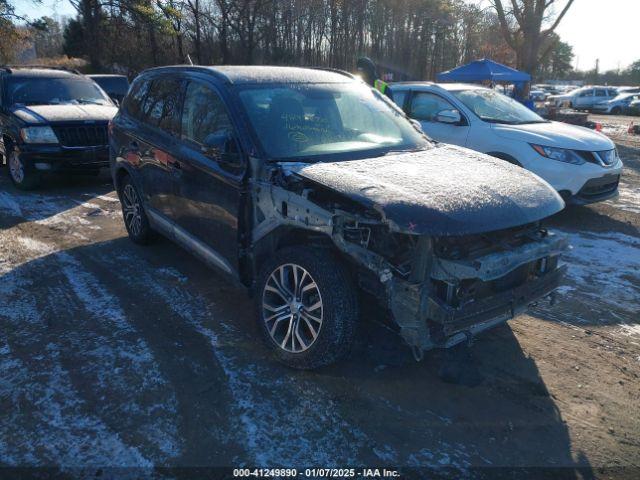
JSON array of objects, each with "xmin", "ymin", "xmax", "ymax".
[{"xmin": 491, "ymin": 0, "xmax": 575, "ymax": 75}]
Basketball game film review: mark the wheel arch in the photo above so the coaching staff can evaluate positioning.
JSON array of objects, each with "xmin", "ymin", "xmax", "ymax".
[
  {"xmin": 244, "ymin": 225, "xmax": 341, "ymax": 291},
  {"xmin": 113, "ymin": 163, "xmax": 142, "ymax": 199}
]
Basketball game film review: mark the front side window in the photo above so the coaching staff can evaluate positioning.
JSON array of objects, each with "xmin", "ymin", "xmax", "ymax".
[
  {"xmin": 410, "ymin": 92, "xmax": 457, "ymax": 121},
  {"xmin": 7, "ymin": 76, "xmax": 112, "ymax": 106},
  {"xmin": 237, "ymin": 82, "xmax": 429, "ymax": 160},
  {"xmin": 595, "ymin": 89, "xmax": 608, "ymax": 97},
  {"xmin": 452, "ymin": 89, "xmax": 546, "ymax": 125},
  {"xmin": 181, "ymin": 82, "xmax": 233, "ymax": 145},
  {"xmin": 579, "ymin": 90, "xmax": 593, "ymax": 98}
]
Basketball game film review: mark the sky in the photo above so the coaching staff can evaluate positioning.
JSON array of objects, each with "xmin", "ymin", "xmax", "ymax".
[
  {"xmin": 13, "ymin": 0, "xmax": 640, "ymax": 72},
  {"xmin": 463, "ymin": 0, "xmax": 640, "ymax": 72}
]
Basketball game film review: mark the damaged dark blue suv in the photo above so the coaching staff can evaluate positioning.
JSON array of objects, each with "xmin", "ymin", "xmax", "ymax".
[
  {"xmin": 1, "ymin": 67, "xmax": 117, "ymax": 189},
  {"xmin": 110, "ymin": 65, "xmax": 567, "ymax": 369}
]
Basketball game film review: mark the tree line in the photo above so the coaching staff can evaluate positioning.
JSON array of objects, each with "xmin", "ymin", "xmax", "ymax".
[{"xmin": 5, "ymin": 0, "xmax": 638, "ymax": 86}]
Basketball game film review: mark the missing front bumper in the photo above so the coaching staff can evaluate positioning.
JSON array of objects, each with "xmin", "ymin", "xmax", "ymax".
[
  {"xmin": 389, "ymin": 264, "xmax": 566, "ymax": 352},
  {"xmin": 430, "ymin": 264, "xmax": 565, "ymax": 339}
]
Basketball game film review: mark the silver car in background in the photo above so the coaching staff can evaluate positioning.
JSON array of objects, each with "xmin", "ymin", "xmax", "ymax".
[
  {"xmin": 547, "ymin": 86, "xmax": 619, "ymax": 110},
  {"xmin": 592, "ymin": 93, "xmax": 640, "ymax": 115}
]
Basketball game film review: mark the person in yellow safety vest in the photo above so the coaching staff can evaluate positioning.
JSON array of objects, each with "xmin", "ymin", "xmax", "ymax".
[{"xmin": 374, "ymin": 78, "xmax": 389, "ymax": 95}]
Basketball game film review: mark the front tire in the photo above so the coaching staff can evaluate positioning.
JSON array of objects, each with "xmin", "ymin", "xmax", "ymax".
[
  {"xmin": 8, "ymin": 150, "xmax": 40, "ymax": 190},
  {"xmin": 119, "ymin": 176, "xmax": 154, "ymax": 245},
  {"xmin": 256, "ymin": 247, "xmax": 358, "ymax": 369},
  {"xmin": 611, "ymin": 106, "xmax": 622, "ymax": 115}
]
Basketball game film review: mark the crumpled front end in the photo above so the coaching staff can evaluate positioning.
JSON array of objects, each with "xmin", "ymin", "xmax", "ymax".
[
  {"xmin": 330, "ymin": 214, "xmax": 567, "ymax": 356},
  {"xmin": 250, "ymin": 159, "xmax": 568, "ymax": 358}
]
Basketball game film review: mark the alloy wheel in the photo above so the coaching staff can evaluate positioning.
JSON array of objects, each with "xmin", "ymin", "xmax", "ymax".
[
  {"xmin": 122, "ymin": 183, "xmax": 143, "ymax": 237},
  {"xmin": 8, "ymin": 152, "xmax": 24, "ymax": 184},
  {"xmin": 262, "ymin": 263, "xmax": 323, "ymax": 353}
]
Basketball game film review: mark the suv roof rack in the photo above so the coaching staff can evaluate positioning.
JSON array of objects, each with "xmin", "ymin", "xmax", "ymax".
[{"xmin": 0, "ymin": 65, "xmax": 82, "ymax": 74}]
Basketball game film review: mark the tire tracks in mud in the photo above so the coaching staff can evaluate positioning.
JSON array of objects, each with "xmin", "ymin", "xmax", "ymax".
[
  {"xmin": 0, "ymin": 193, "xmax": 183, "ymax": 466},
  {"xmin": 0, "ymin": 185, "xmax": 479, "ymax": 470}
]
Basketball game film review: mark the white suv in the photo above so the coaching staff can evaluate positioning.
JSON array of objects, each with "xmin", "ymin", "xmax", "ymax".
[{"xmin": 388, "ymin": 82, "xmax": 623, "ymax": 205}]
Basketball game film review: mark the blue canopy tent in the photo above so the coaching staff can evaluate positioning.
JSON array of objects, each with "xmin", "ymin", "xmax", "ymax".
[
  {"xmin": 436, "ymin": 59, "xmax": 531, "ymax": 83},
  {"xmin": 437, "ymin": 58, "xmax": 534, "ymax": 108}
]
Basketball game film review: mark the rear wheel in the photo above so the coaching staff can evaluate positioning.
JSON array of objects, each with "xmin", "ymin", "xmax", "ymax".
[
  {"xmin": 8, "ymin": 150, "xmax": 40, "ymax": 190},
  {"xmin": 256, "ymin": 247, "xmax": 358, "ymax": 369},
  {"xmin": 120, "ymin": 176, "xmax": 154, "ymax": 245}
]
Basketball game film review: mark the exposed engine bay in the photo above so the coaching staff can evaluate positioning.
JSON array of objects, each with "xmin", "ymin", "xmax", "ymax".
[{"xmin": 248, "ymin": 147, "xmax": 568, "ymax": 357}]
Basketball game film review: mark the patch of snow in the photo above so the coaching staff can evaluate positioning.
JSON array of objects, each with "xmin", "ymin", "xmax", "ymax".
[
  {"xmin": 545, "ymin": 229, "xmax": 640, "ymax": 336},
  {"xmin": 561, "ymin": 230, "xmax": 640, "ymax": 313},
  {"xmin": 54, "ymin": 252, "xmax": 182, "ymax": 460},
  {"xmin": 618, "ymin": 324, "xmax": 640, "ymax": 337},
  {"xmin": 406, "ymin": 440, "xmax": 479, "ymax": 473},
  {"xmin": 96, "ymin": 194, "xmax": 121, "ymax": 203},
  {"xmin": 0, "ymin": 237, "xmax": 182, "ymax": 465},
  {"xmin": 155, "ymin": 267, "xmax": 189, "ymax": 283},
  {"xmin": 610, "ymin": 180, "xmax": 640, "ymax": 214},
  {"xmin": 16, "ymin": 236, "xmax": 56, "ymax": 255},
  {"xmin": 0, "ymin": 342, "xmax": 152, "ymax": 467}
]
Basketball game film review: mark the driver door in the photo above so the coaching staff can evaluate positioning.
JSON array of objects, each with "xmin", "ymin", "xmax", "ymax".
[
  {"xmin": 171, "ymin": 79, "xmax": 245, "ymax": 274},
  {"xmin": 408, "ymin": 91, "xmax": 469, "ymax": 146}
]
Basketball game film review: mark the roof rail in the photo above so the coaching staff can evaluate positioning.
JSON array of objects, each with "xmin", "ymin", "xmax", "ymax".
[
  {"xmin": 309, "ymin": 67, "xmax": 356, "ymax": 80},
  {"xmin": 142, "ymin": 64, "xmax": 231, "ymax": 83},
  {"xmin": 0, "ymin": 64, "xmax": 81, "ymax": 74}
]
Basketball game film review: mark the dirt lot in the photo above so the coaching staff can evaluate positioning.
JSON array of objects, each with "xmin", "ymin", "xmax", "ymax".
[{"xmin": 1, "ymin": 132, "xmax": 639, "ymax": 478}]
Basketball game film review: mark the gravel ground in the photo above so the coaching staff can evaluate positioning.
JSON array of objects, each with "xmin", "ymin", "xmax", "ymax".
[{"xmin": 0, "ymin": 133, "xmax": 639, "ymax": 478}]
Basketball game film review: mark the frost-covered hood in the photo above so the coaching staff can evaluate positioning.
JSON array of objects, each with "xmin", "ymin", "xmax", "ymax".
[
  {"xmin": 12, "ymin": 104, "xmax": 117, "ymax": 124},
  {"xmin": 492, "ymin": 121, "xmax": 614, "ymax": 151},
  {"xmin": 289, "ymin": 145, "xmax": 564, "ymax": 236}
]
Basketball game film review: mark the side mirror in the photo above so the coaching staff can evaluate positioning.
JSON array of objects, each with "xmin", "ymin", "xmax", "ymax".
[
  {"xmin": 435, "ymin": 109, "xmax": 462, "ymax": 125},
  {"xmin": 202, "ymin": 131, "xmax": 239, "ymax": 163}
]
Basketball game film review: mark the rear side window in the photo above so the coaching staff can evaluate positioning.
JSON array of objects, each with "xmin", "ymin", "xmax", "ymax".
[
  {"xmin": 123, "ymin": 79, "xmax": 152, "ymax": 120},
  {"xmin": 143, "ymin": 78, "xmax": 184, "ymax": 136},
  {"xmin": 181, "ymin": 82, "xmax": 233, "ymax": 145}
]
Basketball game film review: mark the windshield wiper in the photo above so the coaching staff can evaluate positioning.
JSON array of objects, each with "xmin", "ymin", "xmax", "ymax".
[
  {"xmin": 479, "ymin": 116, "xmax": 516, "ymax": 124},
  {"xmin": 75, "ymin": 98, "xmax": 105, "ymax": 105},
  {"xmin": 512, "ymin": 120, "xmax": 550, "ymax": 124}
]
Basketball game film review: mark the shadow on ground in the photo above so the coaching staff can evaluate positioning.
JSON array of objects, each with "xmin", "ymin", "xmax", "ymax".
[{"xmin": 0, "ymin": 233, "xmax": 592, "ymax": 476}]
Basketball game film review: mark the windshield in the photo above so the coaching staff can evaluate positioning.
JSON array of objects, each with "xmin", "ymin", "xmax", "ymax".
[
  {"xmin": 237, "ymin": 82, "xmax": 429, "ymax": 161},
  {"xmin": 452, "ymin": 89, "xmax": 546, "ymax": 124},
  {"xmin": 7, "ymin": 77, "xmax": 112, "ymax": 106}
]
